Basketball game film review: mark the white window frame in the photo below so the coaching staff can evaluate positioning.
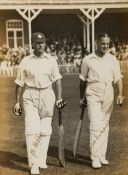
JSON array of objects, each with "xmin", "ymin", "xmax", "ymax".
[{"xmin": 6, "ymin": 19, "xmax": 24, "ymax": 49}]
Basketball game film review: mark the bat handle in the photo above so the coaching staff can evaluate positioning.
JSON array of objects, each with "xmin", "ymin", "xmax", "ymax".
[
  {"xmin": 80, "ymin": 106, "xmax": 85, "ymax": 120},
  {"xmin": 59, "ymin": 110, "xmax": 62, "ymax": 126}
]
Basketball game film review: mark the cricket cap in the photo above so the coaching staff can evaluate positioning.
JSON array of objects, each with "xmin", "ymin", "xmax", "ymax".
[{"xmin": 31, "ymin": 32, "xmax": 46, "ymax": 42}]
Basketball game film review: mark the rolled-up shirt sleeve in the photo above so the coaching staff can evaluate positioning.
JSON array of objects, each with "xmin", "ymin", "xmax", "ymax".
[
  {"xmin": 79, "ymin": 58, "xmax": 89, "ymax": 81},
  {"xmin": 14, "ymin": 60, "xmax": 26, "ymax": 87},
  {"xmin": 113, "ymin": 58, "xmax": 123, "ymax": 83},
  {"xmin": 51, "ymin": 58, "xmax": 62, "ymax": 83}
]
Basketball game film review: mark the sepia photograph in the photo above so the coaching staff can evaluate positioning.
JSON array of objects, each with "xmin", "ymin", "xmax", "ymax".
[{"xmin": 0, "ymin": 0, "xmax": 128, "ymax": 175}]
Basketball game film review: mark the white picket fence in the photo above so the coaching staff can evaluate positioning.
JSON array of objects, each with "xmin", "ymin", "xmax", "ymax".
[
  {"xmin": 59, "ymin": 64, "xmax": 80, "ymax": 74},
  {"xmin": 59, "ymin": 61, "xmax": 128, "ymax": 74},
  {"xmin": 0, "ymin": 61, "xmax": 128, "ymax": 77},
  {"xmin": 0, "ymin": 64, "xmax": 80, "ymax": 76},
  {"xmin": 119, "ymin": 60, "xmax": 128, "ymax": 73}
]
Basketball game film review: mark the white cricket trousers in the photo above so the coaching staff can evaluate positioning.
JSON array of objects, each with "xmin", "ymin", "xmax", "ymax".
[
  {"xmin": 23, "ymin": 86, "xmax": 55, "ymax": 167},
  {"xmin": 86, "ymin": 82, "xmax": 114, "ymax": 160}
]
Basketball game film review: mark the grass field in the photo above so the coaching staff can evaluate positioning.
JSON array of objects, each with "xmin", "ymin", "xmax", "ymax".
[{"xmin": 0, "ymin": 74, "xmax": 128, "ymax": 175}]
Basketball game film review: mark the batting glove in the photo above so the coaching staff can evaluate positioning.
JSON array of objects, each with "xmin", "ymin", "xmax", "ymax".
[
  {"xmin": 13, "ymin": 103, "xmax": 22, "ymax": 116},
  {"xmin": 116, "ymin": 96, "xmax": 124, "ymax": 107},
  {"xmin": 80, "ymin": 97, "xmax": 87, "ymax": 108},
  {"xmin": 56, "ymin": 99, "xmax": 66, "ymax": 111}
]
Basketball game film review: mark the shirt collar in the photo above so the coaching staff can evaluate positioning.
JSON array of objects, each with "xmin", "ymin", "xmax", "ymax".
[
  {"xmin": 31, "ymin": 52, "xmax": 49, "ymax": 59},
  {"xmin": 90, "ymin": 52, "xmax": 109, "ymax": 60}
]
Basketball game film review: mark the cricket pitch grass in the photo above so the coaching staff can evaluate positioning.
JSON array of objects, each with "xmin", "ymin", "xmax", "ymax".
[{"xmin": 0, "ymin": 74, "xmax": 128, "ymax": 175}]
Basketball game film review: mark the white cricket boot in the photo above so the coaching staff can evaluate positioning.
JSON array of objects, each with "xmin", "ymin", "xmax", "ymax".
[
  {"xmin": 30, "ymin": 164, "xmax": 40, "ymax": 175},
  {"xmin": 92, "ymin": 158, "xmax": 102, "ymax": 169},
  {"xmin": 39, "ymin": 164, "xmax": 48, "ymax": 169},
  {"xmin": 100, "ymin": 156, "xmax": 109, "ymax": 165}
]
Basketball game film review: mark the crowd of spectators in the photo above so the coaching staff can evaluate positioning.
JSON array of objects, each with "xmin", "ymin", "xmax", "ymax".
[
  {"xmin": 0, "ymin": 33, "xmax": 128, "ymax": 76},
  {"xmin": 45, "ymin": 33, "xmax": 90, "ymax": 65},
  {"xmin": 0, "ymin": 33, "xmax": 90, "ymax": 76},
  {"xmin": 109, "ymin": 35, "xmax": 128, "ymax": 60},
  {"xmin": 0, "ymin": 44, "xmax": 29, "ymax": 76}
]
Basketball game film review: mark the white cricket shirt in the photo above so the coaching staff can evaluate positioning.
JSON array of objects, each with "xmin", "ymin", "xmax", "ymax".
[
  {"xmin": 80, "ymin": 52, "xmax": 122, "ymax": 84},
  {"xmin": 15, "ymin": 52, "xmax": 62, "ymax": 88}
]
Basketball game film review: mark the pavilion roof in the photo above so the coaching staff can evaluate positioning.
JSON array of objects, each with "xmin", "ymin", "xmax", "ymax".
[{"xmin": 0, "ymin": 0, "xmax": 128, "ymax": 9}]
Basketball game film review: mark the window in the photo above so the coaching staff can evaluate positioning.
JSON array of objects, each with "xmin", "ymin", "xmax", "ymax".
[{"xmin": 6, "ymin": 20, "xmax": 24, "ymax": 49}]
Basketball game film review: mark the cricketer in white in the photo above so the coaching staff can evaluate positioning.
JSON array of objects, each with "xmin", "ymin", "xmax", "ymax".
[
  {"xmin": 13, "ymin": 32, "xmax": 63, "ymax": 175},
  {"xmin": 79, "ymin": 33, "xmax": 124, "ymax": 169}
]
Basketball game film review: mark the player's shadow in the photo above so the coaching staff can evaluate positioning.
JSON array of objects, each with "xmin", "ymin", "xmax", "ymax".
[
  {"xmin": 0, "ymin": 147, "xmax": 91, "ymax": 171},
  {"xmin": 0, "ymin": 151, "xmax": 28, "ymax": 172},
  {"xmin": 48, "ymin": 146, "xmax": 91, "ymax": 167}
]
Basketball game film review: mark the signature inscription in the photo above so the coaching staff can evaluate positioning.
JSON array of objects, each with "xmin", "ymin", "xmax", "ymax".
[{"xmin": 30, "ymin": 134, "xmax": 42, "ymax": 157}]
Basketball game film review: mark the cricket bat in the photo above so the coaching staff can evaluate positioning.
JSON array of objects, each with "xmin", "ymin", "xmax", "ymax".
[
  {"xmin": 58, "ymin": 108, "xmax": 65, "ymax": 167},
  {"xmin": 73, "ymin": 106, "xmax": 85, "ymax": 157}
]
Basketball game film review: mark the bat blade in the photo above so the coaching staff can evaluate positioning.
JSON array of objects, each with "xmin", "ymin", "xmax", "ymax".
[
  {"xmin": 73, "ymin": 107, "xmax": 85, "ymax": 157},
  {"xmin": 73, "ymin": 120, "xmax": 82, "ymax": 157},
  {"xmin": 58, "ymin": 125, "xmax": 65, "ymax": 167}
]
